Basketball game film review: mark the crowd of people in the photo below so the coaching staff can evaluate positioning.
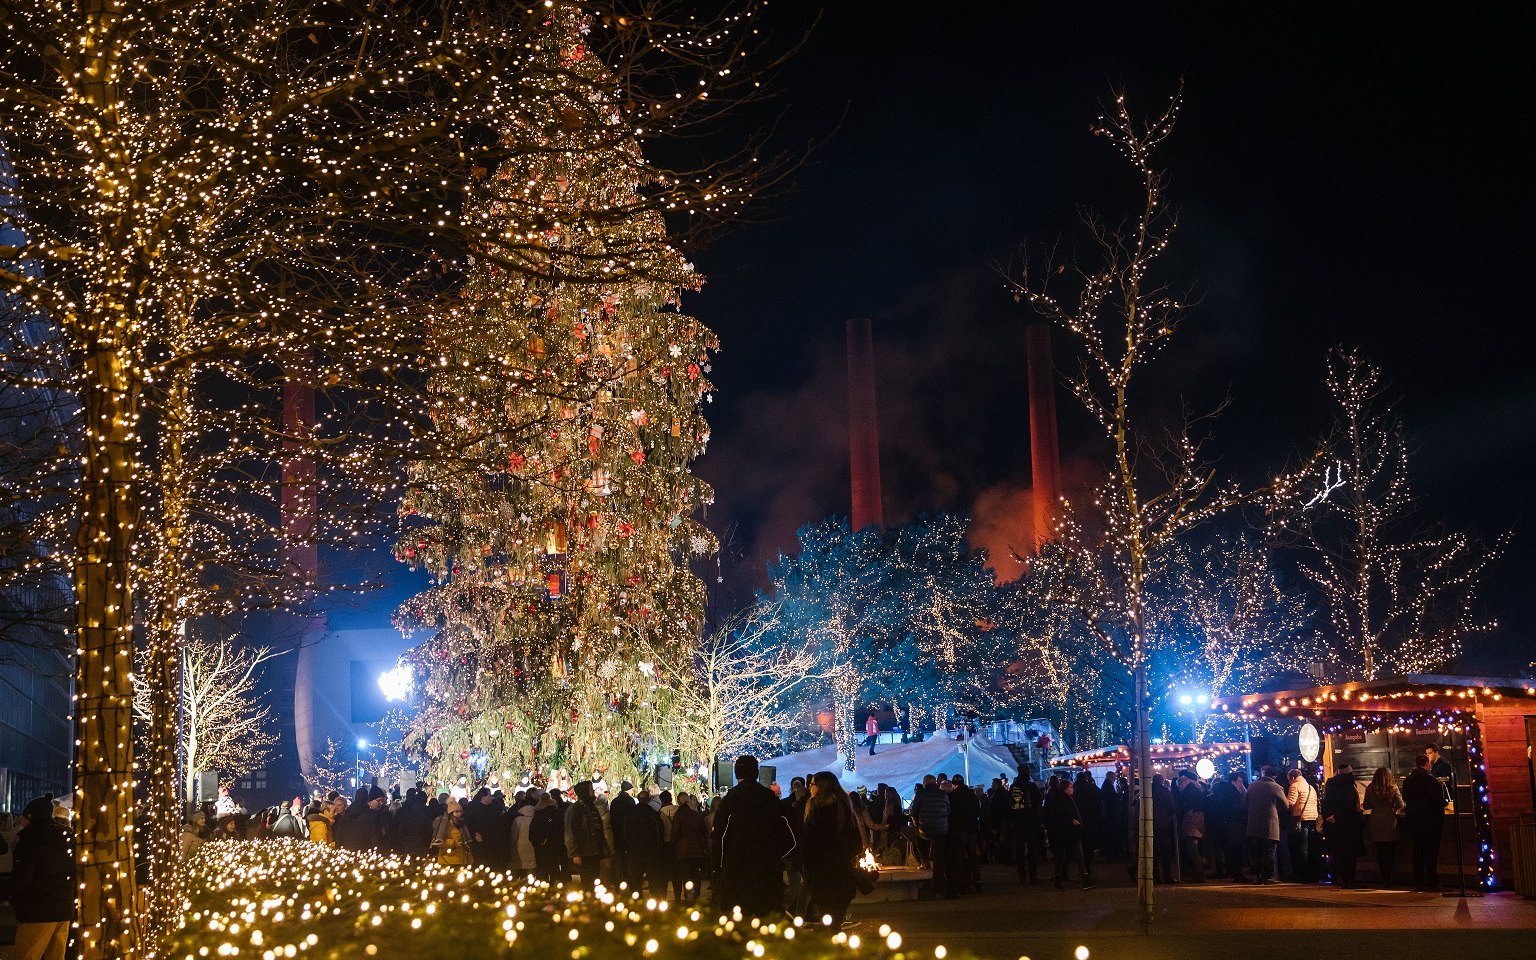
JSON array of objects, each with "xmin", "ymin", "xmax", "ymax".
[
  {"xmin": 1, "ymin": 744, "xmax": 1461, "ymax": 959},
  {"xmin": 993, "ymin": 747, "xmax": 1455, "ymax": 894}
]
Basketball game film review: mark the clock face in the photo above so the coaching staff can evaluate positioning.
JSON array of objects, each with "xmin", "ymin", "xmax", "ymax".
[{"xmin": 1298, "ymin": 722, "xmax": 1321, "ymax": 763}]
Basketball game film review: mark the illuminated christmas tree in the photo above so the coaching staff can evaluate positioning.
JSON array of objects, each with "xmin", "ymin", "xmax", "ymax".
[{"xmin": 395, "ymin": 10, "xmax": 717, "ymax": 788}]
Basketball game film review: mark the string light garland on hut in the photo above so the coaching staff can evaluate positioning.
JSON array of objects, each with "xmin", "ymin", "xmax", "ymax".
[
  {"xmin": 1214, "ymin": 676, "xmax": 1536, "ymax": 719},
  {"xmin": 1055, "ymin": 743, "xmax": 1248, "ymax": 768}
]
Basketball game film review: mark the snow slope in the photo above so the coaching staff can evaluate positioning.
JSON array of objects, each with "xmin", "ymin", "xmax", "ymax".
[{"xmin": 761, "ymin": 734, "xmax": 1021, "ymax": 801}]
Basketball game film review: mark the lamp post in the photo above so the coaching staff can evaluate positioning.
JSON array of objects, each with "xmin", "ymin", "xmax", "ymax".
[
  {"xmin": 356, "ymin": 738, "xmax": 368, "ymax": 790},
  {"xmin": 1176, "ymin": 691, "xmax": 1210, "ymax": 737}
]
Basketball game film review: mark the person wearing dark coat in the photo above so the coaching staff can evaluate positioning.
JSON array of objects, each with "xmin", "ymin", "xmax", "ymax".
[
  {"xmin": 1402, "ymin": 754, "xmax": 1447, "ymax": 891},
  {"xmin": 359, "ymin": 785, "xmax": 392, "ymax": 851},
  {"xmin": 608, "ymin": 780, "xmax": 637, "ymax": 883},
  {"xmin": 670, "ymin": 794, "xmax": 709, "ymax": 904},
  {"xmin": 709, "ymin": 755, "xmax": 797, "ymax": 917},
  {"xmin": 1009, "ymin": 768, "xmax": 1045, "ymax": 883},
  {"xmin": 484, "ymin": 791, "xmax": 513, "ymax": 872},
  {"xmin": 391, "ymin": 788, "xmax": 434, "ymax": 857},
  {"xmin": 1245, "ymin": 767, "xmax": 1288, "ymax": 883},
  {"xmin": 1099, "ymin": 772, "xmax": 1127, "ymax": 859},
  {"xmin": 800, "ymin": 772, "xmax": 865, "ymax": 925},
  {"xmin": 1148, "ymin": 775, "xmax": 1179, "ymax": 884},
  {"xmin": 564, "ymin": 780, "xmax": 611, "ymax": 887},
  {"xmin": 1072, "ymin": 771, "xmax": 1104, "ymax": 865},
  {"xmin": 911, "ymin": 775, "xmax": 954, "ymax": 897},
  {"xmin": 1175, "ymin": 771, "xmax": 1206, "ymax": 882},
  {"xmin": 331, "ymin": 788, "xmax": 370, "ymax": 851},
  {"xmin": 986, "ymin": 780, "xmax": 1014, "ymax": 863},
  {"xmin": 1042, "ymin": 779, "xmax": 1095, "ymax": 889},
  {"xmin": 1321, "ymin": 760, "xmax": 1365, "ymax": 887},
  {"xmin": 8, "ymin": 795, "xmax": 75, "ymax": 960},
  {"xmin": 529, "ymin": 792, "xmax": 568, "ymax": 883},
  {"xmin": 1426, "ymin": 745, "xmax": 1456, "ymax": 791},
  {"xmin": 624, "ymin": 789, "xmax": 664, "ymax": 893},
  {"xmin": 1209, "ymin": 772, "xmax": 1248, "ymax": 881},
  {"xmin": 948, "ymin": 775, "xmax": 983, "ymax": 894},
  {"xmin": 781, "ymin": 777, "xmax": 811, "ymax": 915},
  {"xmin": 460, "ymin": 788, "xmax": 497, "ymax": 868}
]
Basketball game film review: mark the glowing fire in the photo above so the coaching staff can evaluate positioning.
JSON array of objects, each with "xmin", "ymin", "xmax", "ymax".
[{"xmin": 857, "ymin": 849, "xmax": 879, "ymax": 873}]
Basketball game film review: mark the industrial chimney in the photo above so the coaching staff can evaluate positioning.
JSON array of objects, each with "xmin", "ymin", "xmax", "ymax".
[
  {"xmin": 846, "ymin": 318, "xmax": 884, "ymax": 531},
  {"xmin": 1026, "ymin": 321, "xmax": 1062, "ymax": 549}
]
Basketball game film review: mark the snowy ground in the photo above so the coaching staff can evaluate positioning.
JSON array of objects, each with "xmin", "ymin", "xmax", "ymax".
[{"xmin": 761, "ymin": 733, "xmax": 1021, "ymax": 801}]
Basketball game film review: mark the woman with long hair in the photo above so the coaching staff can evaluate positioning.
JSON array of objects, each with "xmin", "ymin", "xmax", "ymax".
[
  {"xmin": 431, "ymin": 798, "xmax": 475, "ymax": 867},
  {"xmin": 1363, "ymin": 766, "xmax": 1404, "ymax": 886},
  {"xmin": 801, "ymin": 771, "xmax": 865, "ymax": 926}
]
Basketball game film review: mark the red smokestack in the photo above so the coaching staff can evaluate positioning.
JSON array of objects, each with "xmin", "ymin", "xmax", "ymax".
[
  {"xmin": 1026, "ymin": 322, "xmax": 1062, "ymax": 549},
  {"xmin": 846, "ymin": 317, "xmax": 884, "ymax": 531}
]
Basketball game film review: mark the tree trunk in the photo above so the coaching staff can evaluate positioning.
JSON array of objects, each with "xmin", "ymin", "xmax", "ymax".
[
  {"xmin": 833, "ymin": 676, "xmax": 856, "ymax": 773},
  {"xmin": 1134, "ymin": 660, "xmax": 1153, "ymax": 933},
  {"xmin": 74, "ymin": 347, "xmax": 142, "ymax": 960},
  {"xmin": 142, "ymin": 365, "xmax": 191, "ymax": 952},
  {"xmin": 139, "ymin": 619, "xmax": 184, "ymax": 955}
]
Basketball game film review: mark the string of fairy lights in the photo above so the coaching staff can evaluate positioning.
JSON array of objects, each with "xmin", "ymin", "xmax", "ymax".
[
  {"xmin": 2, "ymin": 1, "xmax": 775, "ymax": 957},
  {"xmin": 171, "ymin": 841, "xmax": 1014, "ymax": 960},
  {"xmin": 392, "ymin": 6, "xmax": 718, "ymax": 790}
]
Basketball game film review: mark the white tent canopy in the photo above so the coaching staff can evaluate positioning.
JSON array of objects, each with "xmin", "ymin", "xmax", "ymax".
[{"xmin": 760, "ymin": 733, "xmax": 1022, "ymax": 802}]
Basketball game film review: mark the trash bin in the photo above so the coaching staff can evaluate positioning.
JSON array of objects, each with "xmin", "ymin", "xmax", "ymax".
[{"xmin": 1512, "ymin": 820, "xmax": 1536, "ymax": 898}]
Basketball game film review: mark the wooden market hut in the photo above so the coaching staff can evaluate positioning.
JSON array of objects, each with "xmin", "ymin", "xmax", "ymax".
[{"xmin": 1213, "ymin": 674, "xmax": 1536, "ymax": 891}]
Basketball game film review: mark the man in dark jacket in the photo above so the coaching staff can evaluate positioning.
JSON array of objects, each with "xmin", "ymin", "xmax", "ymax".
[
  {"xmin": 1321, "ymin": 760, "xmax": 1365, "ymax": 887},
  {"xmin": 529, "ymin": 792, "xmax": 568, "ymax": 883},
  {"xmin": 331, "ymin": 787, "xmax": 370, "ymax": 851},
  {"xmin": 912, "ymin": 775, "xmax": 954, "ymax": 897},
  {"xmin": 1043, "ymin": 780, "xmax": 1095, "ymax": 890},
  {"xmin": 1071, "ymin": 772, "xmax": 1103, "ymax": 866},
  {"xmin": 948, "ymin": 775, "xmax": 983, "ymax": 894},
  {"xmin": 9, "ymin": 795, "xmax": 75, "ymax": 960},
  {"xmin": 1149, "ymin": 774, "xmax": 1178, "ymax": 884},
  {"xmin": 608, "ymin": 780, "xmax": 636, "ymax": 883},
  {"xmin": 1009, "ymin": 768, "xmax": 1044, "ymax": 883},
  {"xmin": 625, "ymin": 789, "xmax": 663, "ymax": 893},
  {"xmin": 392, "ymin": 788, "xmax": 434, "ymax": 857},
  {"xmin": 1209, "ymin": 771, "xmax": 1247, "ymax": 881},
  {"xmin": 1402, "ymin": 754, "xmax": 1446, "ymax": 891},
  {"xmin": 709, "ymin": 755, "xmax": 796, "ymax": 917},
  {"xmin": 565, "ymin": 780, "xmax": 611, "ymax": 887}
]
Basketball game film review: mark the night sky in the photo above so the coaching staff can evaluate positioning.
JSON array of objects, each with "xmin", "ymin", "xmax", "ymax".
[{"xmin": 336, "ymin": 4, "xmax": 1535, "ymax": 669}]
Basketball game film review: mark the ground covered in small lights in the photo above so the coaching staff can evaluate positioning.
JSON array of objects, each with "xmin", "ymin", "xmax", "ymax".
[{"xmin": 171, "ymin": 842, "xmax": 962, "ymax": 960}]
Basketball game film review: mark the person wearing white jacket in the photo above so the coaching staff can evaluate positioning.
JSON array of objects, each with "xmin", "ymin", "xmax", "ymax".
[
  {"xmin": 510, "ymin": 791, "xmax": 541, "ymax": 875},
  {"xmin": 1286, "ymin": 769, "xmax": 1321, "ymax": 882}
]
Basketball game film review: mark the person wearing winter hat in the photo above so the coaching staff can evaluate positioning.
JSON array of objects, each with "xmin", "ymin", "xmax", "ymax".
[
  {"xmin": 431, "ymin": 798, "xmax": 474, "ymax": 866},
  {"xmin": 359, "ymin": 785, "xmax": 391, "ymax": 850},
  {"xmin": 9, "ymin": 795, "xmax": 75, "ymax": 960}
]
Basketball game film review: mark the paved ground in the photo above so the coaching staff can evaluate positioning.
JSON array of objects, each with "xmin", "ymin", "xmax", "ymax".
[{"xmin": 850, "ymin": 863, "xmax": 1536, "ymax": 960}]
